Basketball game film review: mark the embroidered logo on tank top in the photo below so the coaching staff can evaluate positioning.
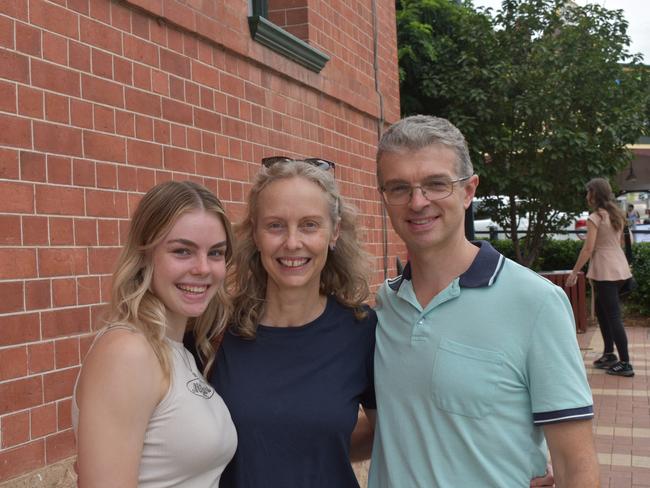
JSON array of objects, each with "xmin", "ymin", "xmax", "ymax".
[
  {"xmin": 174, "ymin": 347, "xmax": 215, "ymax": 399},
  {"xmin": 186, "ymin": 378, "xmax": 215, "ymax": 399}
]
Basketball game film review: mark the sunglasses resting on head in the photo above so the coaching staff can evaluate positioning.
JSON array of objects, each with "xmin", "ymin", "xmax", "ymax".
[{"xmin": 261, "ymin": 156, "xmax": 336, "ymax": 172}]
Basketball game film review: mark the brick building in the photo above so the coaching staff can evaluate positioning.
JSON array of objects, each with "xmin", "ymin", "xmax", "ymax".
[{"xmin": 0, "ymin": 0, "xmax": 401, "ymax": 484}]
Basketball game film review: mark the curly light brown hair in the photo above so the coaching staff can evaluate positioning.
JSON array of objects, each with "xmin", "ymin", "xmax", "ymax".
[{"xmin": 229, "ymin": 161, "xmax": 370, "ymax": 339}]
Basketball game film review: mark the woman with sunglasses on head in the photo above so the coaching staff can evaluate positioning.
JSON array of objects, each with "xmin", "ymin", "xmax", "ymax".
[
  {"xmin": 73, "ymin": 181, "xmax": 237, "ymax": 487},
  {"xmin": 210, "ymin": 157, "xmax": 376, "ymax": 487}
]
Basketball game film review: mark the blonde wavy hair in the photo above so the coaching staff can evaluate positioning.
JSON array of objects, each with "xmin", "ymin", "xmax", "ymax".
[
  {"xmin": 229, "ymin": 161, "xmax": 370, "ymax": 339},
  {"xmin": 106, "ymin": 180, "xmax": 234, "ymax": 377}
]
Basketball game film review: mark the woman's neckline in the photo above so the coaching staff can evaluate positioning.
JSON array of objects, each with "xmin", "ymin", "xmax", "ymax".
[
  {"xmin": 258, "ymin": 296, "xmax": 332, "ymax": 332},
  {"xmin": 260, "ymin": 293, "xmax": 329, "ymax": 328}
]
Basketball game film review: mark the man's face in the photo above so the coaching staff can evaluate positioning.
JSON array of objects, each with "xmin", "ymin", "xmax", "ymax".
[{"xmin": 377, "ymin": 144, "xmax": 478, "ymax": 254}]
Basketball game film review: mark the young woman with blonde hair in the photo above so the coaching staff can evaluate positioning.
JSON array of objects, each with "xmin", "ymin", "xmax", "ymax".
[
  {"xmin": 73, "ymin": 181, "xmax": 237, "ymax": 487},
  {"xmin": 567, "ymin": 177, "xmax": 634, "ymax": 377}
]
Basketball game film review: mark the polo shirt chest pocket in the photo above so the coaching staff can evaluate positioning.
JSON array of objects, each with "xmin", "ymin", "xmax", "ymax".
[{"xmin": 432, "ymin": 339, "xmax": 505, "ymax": 419}]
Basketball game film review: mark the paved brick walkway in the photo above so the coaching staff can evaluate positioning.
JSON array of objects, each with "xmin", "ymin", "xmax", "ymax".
[{"xmin": 580, "ymin": 323, "xmax": 650, "ymax": 487}]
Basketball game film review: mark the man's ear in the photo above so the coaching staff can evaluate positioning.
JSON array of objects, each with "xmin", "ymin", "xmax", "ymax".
[{"xmin": 463, "ymin": 174, "xmax": 479, "ymax": 209}]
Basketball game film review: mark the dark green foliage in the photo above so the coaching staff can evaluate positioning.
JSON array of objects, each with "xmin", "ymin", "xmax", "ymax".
[
  {"xmin": 489, "ymin": 239, "xmax": 650, "ymax": 315},
  {"xmin": 488, "ymin": 238, "xmax": 581, "ymax": 271},
  {"xmin": 536, "ymin": 240, "xmax": 585, "ymax": 271},
  {"xmin": 627, "ymin": 243, "xmax": 650, "ymax": 315},
  {"xmin": 397, "ymin": 0, "xmax": 649, "ymax": 266}
]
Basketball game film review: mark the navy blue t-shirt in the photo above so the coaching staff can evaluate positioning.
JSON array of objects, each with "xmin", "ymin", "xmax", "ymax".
[{"xmin": 211, "ymin": 297, "xmax": 376, "ymax": 488}]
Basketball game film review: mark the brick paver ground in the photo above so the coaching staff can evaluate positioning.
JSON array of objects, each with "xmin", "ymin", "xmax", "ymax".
[{"xmin": 581, "ymin": 322, "xmax": 650, "ymax": 488}]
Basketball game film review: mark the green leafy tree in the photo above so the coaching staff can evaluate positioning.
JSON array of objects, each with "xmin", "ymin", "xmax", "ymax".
[{"xmin": 397, "ymin": 0, "xmax": 649, "ymax": 266}]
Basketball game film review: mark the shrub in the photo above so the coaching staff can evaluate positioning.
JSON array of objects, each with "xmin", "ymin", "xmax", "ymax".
[
  {"xmin": 627, "ymin": 243, "xmax": 650, "ymax": 316},
  {"xmin": 536, "ymin": 240, "xmax": 584, "ymax": 272},
  {"xmin": 487, "ymin": 240, "xmax": 649, "ymax": 315},
  {"xmin": 488, "ymin": 239, "xmax": 582, "ymax": 271}
]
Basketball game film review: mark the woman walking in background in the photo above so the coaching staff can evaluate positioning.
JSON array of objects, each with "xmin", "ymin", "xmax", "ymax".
[
  {"xmin": 73, "ymin": 181, "xmax": 237, "ymax": 487},
  {"xmin": 567, "ymin": 178, "xmax": 634, "ymax": 377}
]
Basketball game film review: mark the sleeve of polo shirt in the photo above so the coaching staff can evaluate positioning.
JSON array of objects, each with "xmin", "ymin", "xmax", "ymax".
[{"xmin": 526, "ymin": 285, "xmax": 594, "ymax": 425}]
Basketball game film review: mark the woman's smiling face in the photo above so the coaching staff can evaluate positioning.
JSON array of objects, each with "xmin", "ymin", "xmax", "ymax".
[
  {"xmin": 150, "ymin": 209, "xmax": 228, "ymax": 331},
  {"xmin": 253, "ymin": 176, "xmax": 339, "ymax": 296}
]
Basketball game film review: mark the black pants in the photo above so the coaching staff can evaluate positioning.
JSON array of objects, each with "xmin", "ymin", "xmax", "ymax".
[{"xmin": 593, "ymin": 280, "xmax": 630, "ymax": 363}]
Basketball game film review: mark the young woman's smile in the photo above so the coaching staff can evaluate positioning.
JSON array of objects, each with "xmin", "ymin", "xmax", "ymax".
[{"xmin": 151, "ymin": 210, "xmax": 228, "ymax": 332}]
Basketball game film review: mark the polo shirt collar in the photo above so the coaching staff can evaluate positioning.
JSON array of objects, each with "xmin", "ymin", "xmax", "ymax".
[{"xmin": 387, "ymin": 241, "xmax": 505, "ymax": 292}]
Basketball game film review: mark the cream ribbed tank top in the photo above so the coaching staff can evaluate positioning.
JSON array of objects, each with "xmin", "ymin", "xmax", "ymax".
[{"xmin": 72, "ymin": 328, "xmax": 237, "ymax": 487}]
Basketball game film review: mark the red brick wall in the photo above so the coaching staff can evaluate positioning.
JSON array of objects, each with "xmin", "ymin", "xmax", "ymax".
[
  {"xmin": 0, "ymin": 0, "xmax": 402, "ymax": 482},
  {"xmin": 268, "ymin": 0, "xmax": 309, "ymax": 40}
]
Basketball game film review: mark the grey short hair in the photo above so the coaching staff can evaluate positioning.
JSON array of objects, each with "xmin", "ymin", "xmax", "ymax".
[{"xmin": 376, "ymin": 115, "xmax": 473, "ymax": 181}]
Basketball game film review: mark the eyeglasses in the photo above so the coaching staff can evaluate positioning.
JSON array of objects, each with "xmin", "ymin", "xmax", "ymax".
[
  {"xmin": 380, "ymin": 175, "xmax": 472, "ymax": 206},
  {"xmin": 261, "ymin": 156, "xmax": 336, "ymax": 172}
]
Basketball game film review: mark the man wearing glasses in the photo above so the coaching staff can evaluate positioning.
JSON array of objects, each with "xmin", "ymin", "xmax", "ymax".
[{"xmin": 368, "ymin": 115, "xmax": 599, "ymax": 487}]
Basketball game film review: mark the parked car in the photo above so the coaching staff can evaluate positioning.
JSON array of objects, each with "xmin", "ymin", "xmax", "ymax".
[
  {"xmin": 571, "ymin": 215, "xmax": 588, "ymax": 241},
  {"xmin": 472, "ymin": 196, "xmax": 527, "ymax": 238},
  {"xmin": 633, "ymin": 223, "xmax": 650, "ymax": 243},
  {"xmin": 472, "ymin": 197, "xmax": 588, "ymax": 241}
]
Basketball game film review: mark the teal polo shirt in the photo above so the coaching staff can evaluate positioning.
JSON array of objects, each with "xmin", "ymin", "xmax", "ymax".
[{"xmin": 369, "ymin": 241, "xmax": 593, "ymax": 487}]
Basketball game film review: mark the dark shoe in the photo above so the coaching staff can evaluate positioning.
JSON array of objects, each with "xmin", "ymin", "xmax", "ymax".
[
  {"xmin": 606, "ymin": 362, "xmax": 635, "ymax": 377},
  {"xmin": 593, "ymin": 353, "xmax": 618, "ymax": 369}
]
